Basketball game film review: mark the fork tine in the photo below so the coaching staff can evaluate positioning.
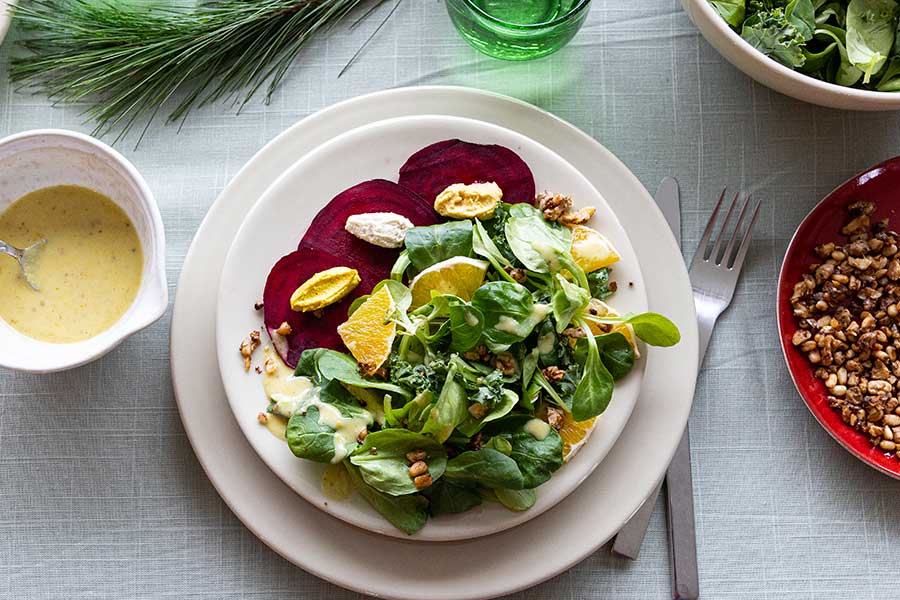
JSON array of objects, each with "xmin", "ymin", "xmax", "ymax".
[
  {"xmin": 709, "ymin": 191, "xmax": 741, "ymax": 264},
  {"xmin": 721, "ymin": 194, "xmax": 752, "ymax": 267},
  {"xmin": 693, "ymin": 188, "xmax": 727, "ymax": 267},
  {"xmin": 729, "ymin": 198, "xmax": 762, "ymax": 271}
]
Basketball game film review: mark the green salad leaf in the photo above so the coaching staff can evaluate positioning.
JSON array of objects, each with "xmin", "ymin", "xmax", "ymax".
[
  {"xmin": 483, "ymin": 415, "xmax": 564, "ymax": 489},
  {"xmin": 494, "ymin": 487, "xmax": 538, "ymax": 511},
  {"xmin": 311, "ymin": 349, "xmax": 412, "ymax": 398},
  {"xmin": 350, "ymin": 429, "xmax": 447, "ymax": 496},
  {"xmin": 575, "ymin": 332, "xmax": 636, "ymax": 381},
  {"xmin": 504, "ymin": 204, "xmax": 572, "ymax": 274},
  {"xmin": 444, "ymin": 448, "xmax": 525, "ymax": 489},
  {"xmin": 345, "ymin": 462, "xmax": 429, "ymax": 535},
  {"xmin": 742, "ymin": 7, "xmax": 809, "ymax": 68},
  {"xmin": 846, "ymin": 0, "xmax": 898, "ymax": 81},
  {"xmin": 285, "ymin": 381, "xmax": 373, "ymax": 463},
  {"xmin": 456, "ymin": 387, "xmax": 518, "ymax": 437},
  {"xmin": 404, "ymin": 221, "xmax": 473, "ymax": 272},
  {"xmin": 571, "ymin": 330, "xmax": 616, "ymax": 421},
  {"xmin": 427, "ymin": 479, "xmax": 483, "ymax": 516},
  {"xmin": 472, "ymin": 281, "xmax": 549, "ymax": 352},
  {"xmin": 586, "ymin": 267, "xmax": 615, "ymax": 300},
  {"xmin": 711, "ymin": 0, "xmax": 747, "ymax": 26},
  {"xmin": 551, "ymin": 274, "xmax": 590, "ymax": 333},
  {"xmin": 420, "ymin": 366, "xmax": 469, "ymax": 443}
]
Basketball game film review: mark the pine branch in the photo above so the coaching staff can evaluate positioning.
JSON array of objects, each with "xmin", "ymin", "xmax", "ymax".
[{"xmin": 9, "ymin": 0, "xmax": 384, "ymax": 145}]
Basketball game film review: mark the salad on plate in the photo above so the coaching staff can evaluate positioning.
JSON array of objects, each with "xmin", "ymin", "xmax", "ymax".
[{"xmin": 243, "ymin": 139, "xmax": 680, "ymax": 534}]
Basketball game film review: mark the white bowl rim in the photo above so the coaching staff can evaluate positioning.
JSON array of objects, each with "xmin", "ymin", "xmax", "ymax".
[
  {"xmin": 0, "ymin": 0, "xmax": 13, "ymax": 47},
  {"xmin": 684, "ymin": 0, "xmax": 900, "ymax": 107},
  {"xmin": 0, "ymin": 128, "xmax": 169, "ymax": 373}
]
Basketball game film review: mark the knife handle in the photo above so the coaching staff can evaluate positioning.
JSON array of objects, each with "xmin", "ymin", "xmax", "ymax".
[{"xmin": 666, "ymin": 427, "xmax": 699, "ymax": 600}]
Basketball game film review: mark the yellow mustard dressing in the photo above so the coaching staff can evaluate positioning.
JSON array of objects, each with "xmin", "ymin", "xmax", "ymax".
[{"xmin": 0, "ymin": 185, "xmax": 143, "ymax": 343}]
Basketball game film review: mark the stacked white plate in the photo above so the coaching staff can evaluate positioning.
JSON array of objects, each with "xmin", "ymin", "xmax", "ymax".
[{"xmin": 171, "ymin": 86, "xmax": 698, "ymax": 599}]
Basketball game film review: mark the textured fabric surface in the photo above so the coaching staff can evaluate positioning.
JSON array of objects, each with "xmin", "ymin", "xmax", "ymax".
[{"xmin": 2, "ymin": 1, "xmax": 900, "ymax": 598}]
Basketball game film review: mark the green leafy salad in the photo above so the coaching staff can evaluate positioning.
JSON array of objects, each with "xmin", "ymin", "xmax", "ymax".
[
  {"xmin": 259, "ymin": 199, "xmax": 680, "ymax": 535},
  {"xmin": 709, "ymin": 0, "xmax": 900, "ymax": 91}
]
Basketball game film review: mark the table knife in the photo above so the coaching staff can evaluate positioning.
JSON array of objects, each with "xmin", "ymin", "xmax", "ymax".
[{"xmin": 611, "ymin": 177, "xmax": 681, "ymax": 560}]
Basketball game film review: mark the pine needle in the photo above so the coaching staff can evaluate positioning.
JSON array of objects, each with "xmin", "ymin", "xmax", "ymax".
[{"xmin": 9, "ymin": 0, "xmax": 384, "ymax": 145}]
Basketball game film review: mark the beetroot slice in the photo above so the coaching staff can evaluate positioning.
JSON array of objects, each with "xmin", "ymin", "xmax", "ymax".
[
  {"xmin": 398, "ymin": 139, "xmax": 536, "ymax": 205},
  {"xmin": 298, "ymin": 179, "xmax": 438, "ymax": 276},
  {"xmin": 263, "ymin": 248, "xmax": 376, "ymax": 369}
]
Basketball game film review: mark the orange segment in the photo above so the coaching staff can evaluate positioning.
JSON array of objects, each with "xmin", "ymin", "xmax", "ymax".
[
  {"xmin": 570, "ymin": 225, "xmax": 620, "ymax": 273},
  {"xmin": 558, "ymin": 412, "xmax": 597, "ymax": 460},
  {"xmin": 336, "ymin": 285, "xmax": 396, "ymax": 375}
]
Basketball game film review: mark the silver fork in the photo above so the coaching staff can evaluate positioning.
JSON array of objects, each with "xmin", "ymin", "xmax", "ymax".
[{"xmin": 667, "ymin": 189, "xmax": 761, "ymax": 600}]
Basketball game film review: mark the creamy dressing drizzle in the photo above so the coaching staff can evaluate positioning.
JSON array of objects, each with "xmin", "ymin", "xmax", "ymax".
[
  {"xmin": 525, "ymin": 418, "xmax": 551, "ymax": 441},
  {"xmin": 537, "ymin": 331, "xmax": 556, "ymax": 355},
  {"xmin": 261, "ymin": 347, "xmax": 371, "ymax": 464},
  {"xmin": 530, "ymin": 240, "xmax": 561, "ymax": 272},
  {"xmin": 495, "ymin": 315, "xmax": 520, "ymax": 334}
]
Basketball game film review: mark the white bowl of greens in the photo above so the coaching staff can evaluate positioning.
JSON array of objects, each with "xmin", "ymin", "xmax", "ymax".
[
  {"xmin": 216, "ymin": 115, "xmax": 679, "ymax": 540},
  {"xmin": 684, "ymin": 0, "xmax": 900, "ymax": 109}
]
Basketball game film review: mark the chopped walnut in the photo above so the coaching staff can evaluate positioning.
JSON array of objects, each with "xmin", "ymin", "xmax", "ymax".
[
  {"xmin": 504, "ymin": 266, "xmax": 527, "ymax": 283},
  {"xmin": 494, "ymin": 353, "xmax": 517, "ymax": 376},
  {"xmin": 562, "ymin": 327, "xmax": 586, "ymax": 339},
  {"xmin": 790, "ymin": 201, "xmax": 900, "ymax": 462},
  {"xmin": 413, "ymin": 474, "xmax": 433, "ymax": 489},
  {"xmin": 535, "ymin": 192, "xmax": 572, "ymax": 221},
  {"xmin": 546, "ymin": 407, "xmax": 564, "ymax": 431},
  {"xmin": 257, "ymin": 412, "xmax": 269, "ymax": 424},
  {"xmin": 239, "ymin": 330, "xmax": 261, "ymax": 371},
  {"xmin": 275, "ymin": 321, "xmax": 292, "ymax": 336},
  {"xmin": 535, "ymin": 191, "xmax": 596, "ymax": 226},
  {"xmin": 468, "ymin": 402, "xmax": 488, "ymax": 419},
  {"xmin": 408, "ymin": 461, "xmax": 428, "ymax": 477},
  {"xmin": 357, "ymin": 428, "xmax": 368, "ymax": 443},
  {"xmin": 559, "ymin": 206, "xmax": 596, "ymax": 226},
  {"xmin": 405, "ymin": 449, "xmax": 427, "ymax": 463},
  {"xmin": 542, "ymin": 365, "xmax": 566, "ymax": 382},
  {"xmin": 463, "ymin": 345, "xmax": 493, "ymax": 363},
  {"xmin": 264, "ymin": 357, "xmax": 277, "ymax": 375}
]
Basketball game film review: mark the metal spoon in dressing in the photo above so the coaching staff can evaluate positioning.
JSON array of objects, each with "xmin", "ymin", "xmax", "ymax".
[{"xmin": 0, "ymin": 238, "xmax": 46, "ymax": 291}]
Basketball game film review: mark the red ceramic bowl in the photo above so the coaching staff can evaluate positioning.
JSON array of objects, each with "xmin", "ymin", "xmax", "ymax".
[{"xmin": 778, "ymin": 156, "xmax": 900, "ymax": 480}]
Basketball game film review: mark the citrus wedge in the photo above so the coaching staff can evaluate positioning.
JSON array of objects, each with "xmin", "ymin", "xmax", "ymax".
[
  {"xmin": 337, "ymin": 285, "xmax": 396, "ymax": 375},
  {"xmin": 570, "ymin": 225, "xmax": 620, "ymax": 273},
  {"xmin": 409, "ymin": 256, "xmax": 489, "ymax": 309},
  {"xmin": 558, "ymin": 412, "xmax": 597, "ymax": 460}
]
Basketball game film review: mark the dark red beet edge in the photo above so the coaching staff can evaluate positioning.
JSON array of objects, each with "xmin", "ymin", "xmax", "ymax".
[
  {"xmin": 266, "ymin": 180, "xmax": 437, "ymax": 367},
  {"xmin": 398, "ymin": 139, "xmax": 536, "ymax": 205},
  {"xmin": 263, "ymin": 248, "xmax": 377, "ymax": 369}
]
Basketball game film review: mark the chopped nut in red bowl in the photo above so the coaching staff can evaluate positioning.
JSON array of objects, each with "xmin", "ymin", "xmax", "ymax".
[{"xmin": 778, "ymin": 156, "xmax": 900, "ymax": 480}]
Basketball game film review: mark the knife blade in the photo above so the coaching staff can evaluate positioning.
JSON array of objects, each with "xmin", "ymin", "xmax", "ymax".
[{"xmin": 611, "ymin": 177, "xmax": 681, "ymax": 560}]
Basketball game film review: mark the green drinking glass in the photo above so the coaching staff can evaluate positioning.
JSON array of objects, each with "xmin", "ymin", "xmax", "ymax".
[{"xmin": 445, "ymin": 0, "xmax": 591, "ymax": 61}]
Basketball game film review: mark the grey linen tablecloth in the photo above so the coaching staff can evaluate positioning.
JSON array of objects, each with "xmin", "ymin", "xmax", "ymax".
[{"xmin": 2, "ymin": 1, "xmax": 900, "ymax": 598}]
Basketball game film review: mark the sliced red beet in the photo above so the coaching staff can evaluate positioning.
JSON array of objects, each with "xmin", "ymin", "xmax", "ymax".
[
  {"xmin": 298, "ymin": 179, "xmax": 437, "ymax": 263},
  {"xmin": 263, "ymin": 248, "xmax": 376, "ymax": 369},
  {"xmin": 398, "ymin": 139, "xmax": 536, "ymax": 205}
]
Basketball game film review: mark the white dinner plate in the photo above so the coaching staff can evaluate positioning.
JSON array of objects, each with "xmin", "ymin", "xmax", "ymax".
[
  {"xmin": 216, "ymin": 114, "xmax": 648, "ymax": 541},
  {"xmin": 171, "ymin": 86, "xmax": 698, "ymax": 600}
]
